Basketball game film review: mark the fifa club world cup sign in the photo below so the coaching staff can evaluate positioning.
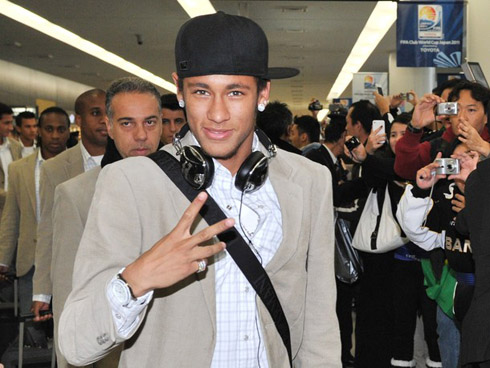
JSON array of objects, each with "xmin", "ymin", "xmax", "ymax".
[{"xmin": 397, "ymin": 1, "xmax": 464, "ymax": 67}]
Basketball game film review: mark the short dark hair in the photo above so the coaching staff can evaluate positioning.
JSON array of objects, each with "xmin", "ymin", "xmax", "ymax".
[
  {"xmin": 256, "ymin": 101, "xmax": 292, "ymax": 141},
  {"xmin": 39, "ymin": 107, "xmax": 70, "ymax": 128},
  {"xmin": 432, "ymin": 78, "xmax": 462, "ymax": 97},
  {"xmin": 293, "ymin": 115, "xmax": 320, "ymax": 143},
  {"xmin": 106, "ymin": 77, "xmax": 161, "ymax": 120},
  {"xmin": 448, "ymin": 80, "xmax": 490, "ymax": 115},
  {"xmin": 0, "ymin": 103, "xmax": 13, "ymax": 119},
  {"xmin": 161, "ymin": 93, "xmax": 181, "ymax": 111},
  {"xmin": 392, "ymin": 112, "xmax": 412, "ymax": 126},
  {"xmin": 350, "ymin": 100, "xmax": 381, "ymax": 134},
  {"xmin": 74, "ymin": 89, "xmax": 106, "ymax": 115},
  {"xmin": 324, "ymin": 115, "xmax": 347, "ymax": 144},
  {"xmin": 15, "ymin": 111, "xmax": 36, "ymax": 127}
]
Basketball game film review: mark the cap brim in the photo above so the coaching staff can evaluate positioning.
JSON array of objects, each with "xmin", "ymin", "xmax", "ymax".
[{"xmin": 265, "ymin": 67, "xmax": 300, "ymax": 79}]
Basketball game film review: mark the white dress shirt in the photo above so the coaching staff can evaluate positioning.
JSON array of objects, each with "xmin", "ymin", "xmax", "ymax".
[
  {"xmin": 0, "ymin": 138, "xmax": 13, "ymax": 191},
  {"xmin": 107, "ymin": 133, "xmax": 283, "ymax": 367},
  {"xmin": 80, "ymin": 140, "xmax": 103, "ymax": 172},
  {"xmin": 20, "ymin": 139, "xmax": 37, "ymax": 158}
]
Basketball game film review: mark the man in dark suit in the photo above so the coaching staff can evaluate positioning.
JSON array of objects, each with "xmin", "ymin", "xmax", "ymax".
[
  {"xmin": 306, "ymin": 115, "xmax": 367, "ymax": 208},
  {"xmin": 305, "ymin": 115, "xmax": 363, "ymax": 367}
]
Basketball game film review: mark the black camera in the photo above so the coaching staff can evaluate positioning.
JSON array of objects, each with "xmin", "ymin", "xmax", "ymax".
[
  {"xmin": 345, "ymin": 136, "xmax": 361, "ymax": 151},
  {"xmin": 308, "ymin": 99, "xmax": 323, "ymax": 111}
]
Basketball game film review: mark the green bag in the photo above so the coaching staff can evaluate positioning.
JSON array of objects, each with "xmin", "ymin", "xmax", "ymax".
[{"xmin": 421, "ymin": 258, "xmax": 457, "ymax": 319}]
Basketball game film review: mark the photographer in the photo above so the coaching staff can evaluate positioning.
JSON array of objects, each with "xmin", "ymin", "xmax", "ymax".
[
  {"xmin": 349, "ymin": 113, "xmax": 441, "ymax": 368},
  {"xmin": 394, "ymin": 80, "xmax": 490, "ymax": 180},
  {"xmin": 397, "ymin": 146, "xmax": 478, "ymax": 367}
]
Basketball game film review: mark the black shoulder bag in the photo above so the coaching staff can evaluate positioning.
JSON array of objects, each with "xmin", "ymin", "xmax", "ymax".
[{"xmin": 149, "ymin": 150, "xmax": 292, "ymax": 366}]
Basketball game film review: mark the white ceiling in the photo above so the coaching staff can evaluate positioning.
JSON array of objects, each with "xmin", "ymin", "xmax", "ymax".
[{"xmin": 0, "ymin": 0, "xmax": 397, "ymax": 115}]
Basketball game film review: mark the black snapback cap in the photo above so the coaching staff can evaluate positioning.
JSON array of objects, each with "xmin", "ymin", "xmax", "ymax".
[{"xmin": 175, "ymin": 11, "xmax": 299, "ymax": 80}]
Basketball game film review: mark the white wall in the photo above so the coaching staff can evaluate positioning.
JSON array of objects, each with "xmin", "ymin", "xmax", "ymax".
[
  {"xmin": 0, "ymin": 59, "xmax": 93, "ymax": 113},
  {"xmin": 466, "ymin": 0, "xmax": 490, "ymax": 78}
]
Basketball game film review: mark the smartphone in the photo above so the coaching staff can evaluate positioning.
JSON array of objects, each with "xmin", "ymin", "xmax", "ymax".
[
  {"xmin": 376, "ymin": 85, "xmax": 384, "ymax": 96},
  {"xmin": 372, "ymin": 120, "xmax": 386, "ymax": 144}
]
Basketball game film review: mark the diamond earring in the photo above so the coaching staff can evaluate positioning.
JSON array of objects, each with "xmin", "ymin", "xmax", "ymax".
[{"xmin": 178, "ymin": 100, "xmax": 185, "ymax": 108}]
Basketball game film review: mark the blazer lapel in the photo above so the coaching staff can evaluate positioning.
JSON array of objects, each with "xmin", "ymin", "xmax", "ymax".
[
  {"xmin": 65, "ymin": 144, "xmax": 84, "ymax": 179},
  {"xmin": 22, "ymin": 152, "xmax": 37, "ymax": 216},
  {"xmin": 265, "ymin": 152, "xmax": 303, "ymax": 273}
]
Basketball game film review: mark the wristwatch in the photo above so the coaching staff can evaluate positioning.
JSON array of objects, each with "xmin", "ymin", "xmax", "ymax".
[
  {"xmin": 112, "ymin": 273, "xmax": 137, "ymax": 305},
  {"xmin": 407, "ymin": 121, "xmax": 423, "ymax": 134}
]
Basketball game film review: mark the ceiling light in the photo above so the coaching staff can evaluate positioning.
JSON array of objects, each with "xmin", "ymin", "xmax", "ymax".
[
  {"xmin": 177, "ymin": 0, "xmax": 216, "ymax": 18},
  {"xmin": 317, "ymin": 109, "xmax": 329, "ymax": 123},
  {"xmin": 327, "ymin": 1, "xmax": 397, "ymax": 100},
  {"xmin": 0, "ymin": 0, "xmax": 176, "ymax": 92}
]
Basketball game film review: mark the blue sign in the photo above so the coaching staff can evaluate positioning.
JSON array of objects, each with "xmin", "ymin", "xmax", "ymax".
[{"xmin": 397, "ymin": 2, "xmax": 464, "ymax": 67}]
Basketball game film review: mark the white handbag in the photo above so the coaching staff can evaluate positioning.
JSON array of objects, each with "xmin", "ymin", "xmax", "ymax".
[{"xmin": 352, "ymin": 185, "xmax": 408, "ymax": 253}]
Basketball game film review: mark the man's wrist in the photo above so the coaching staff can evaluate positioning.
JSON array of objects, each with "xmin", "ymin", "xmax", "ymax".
[{"xmin": 407, "ymin": 121, "xmax": 423, "ymax": 133}]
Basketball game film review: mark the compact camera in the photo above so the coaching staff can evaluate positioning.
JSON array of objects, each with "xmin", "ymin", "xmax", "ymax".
[
  {"xmin": 345, "ymin": 136, "xmax": 361, "ymax": 151},
  {"xmin": 436, "ymin": 102, "xmax": 458, "ymax": 116},
  {"xmin": 435, "ymin": 158, "xmax": 460, "ymax": 175}
]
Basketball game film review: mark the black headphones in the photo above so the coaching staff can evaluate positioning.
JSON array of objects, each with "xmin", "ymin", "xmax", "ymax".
[{"xmin": 174, "ymin": 124, "xmax": 276, "ymax": 193}]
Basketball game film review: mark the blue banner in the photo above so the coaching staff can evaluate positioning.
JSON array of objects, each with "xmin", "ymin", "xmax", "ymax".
[{"xmin": 397, "ymin": 2, "xmax": 464, "ymax": 67}]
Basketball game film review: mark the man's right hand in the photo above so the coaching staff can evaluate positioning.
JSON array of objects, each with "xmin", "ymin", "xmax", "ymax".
[
  {"xmin": 122, "ymin": 192, "xmax": 234, "ymax": 297},
  {"xmin": 32, "ymin": 301, "xmax": 52, "ymax": 322},
  {"xmin": 411, "ymin": 94, "xmax": 445, "ymax": 129},
  {"xmin": 0, "ymin": 265, "xmax": 10, "ymax": 282},
  {"xmin": 416, "ymin": 152, "xmax": 445, "ymax": 190}
]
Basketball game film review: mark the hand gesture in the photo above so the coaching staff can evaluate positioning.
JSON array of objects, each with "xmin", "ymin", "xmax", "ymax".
[
  {"xmin": 412, "ymin": 94, "xmax": 445, "ymax": 129},
  {"xmin": 0, "ymin": 265, "xmax": 10, "ymax": 283},
  {"xmin": 32, "ymin": 301, "xmax": 52, "ymax": 322},
  {"xmin": 406, "ymin": 90, "xmax": 420, "ymax": 106},
  {"xmin": 448, "ymin": 150, "xmax": 479, "ymax": 184},
  {"xmin": 122, "ymin": 192, "xmax": 234, "ymax": 297},
  {"xmin": 457, "ymin": 120, "xmax": 490, "ymax": 156},
  {"xmin": 390, "ymin": 94, "xmax": 404, "ymax": 109},
  {"xmin": 344, "ymin": 135, "xmax": 367, "ymax": 163},
  {"xmin": 416, "ymin": 152, "xmax": 445, "ymax": 190},
  {"xmin": 373, "ymin": 91, "xmax": 390, "ymax": 115},
  {"xmin": 451, "ymin": 193, "xmax": 465, "ymax": 213},
  {"xmin": 366, "ymin": 126, "xmax": 386, "ymax": 155}
]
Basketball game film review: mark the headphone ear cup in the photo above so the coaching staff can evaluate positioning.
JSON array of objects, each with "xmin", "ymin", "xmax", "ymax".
[
  {"xmin": 235, "ymin": 151, "xmax": 269, "ymax": 193},
  {"xmin": 180, "ymin": 145, "xmax": 215, "ymax": 189}
]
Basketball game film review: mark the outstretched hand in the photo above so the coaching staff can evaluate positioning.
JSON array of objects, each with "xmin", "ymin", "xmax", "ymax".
[
  {"xmin": 416, "ymin": 152, "xmax": 446, "ymax": 190},
  {"xmin": 122, "ymin": 192, "xmax": 234, "ymax": 297}
]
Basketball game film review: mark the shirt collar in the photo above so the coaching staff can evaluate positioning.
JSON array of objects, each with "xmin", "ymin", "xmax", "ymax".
[
  {"xmin": 80, "ymin": 140, "xmax": 104, "ymax": 167},
  {"xmin": 0, "ymin": 138, "xmax": 10, "ymax": 151},
  {"xmin": 324, "ymin": 144, "xmax": 338, "ymax": 164}
]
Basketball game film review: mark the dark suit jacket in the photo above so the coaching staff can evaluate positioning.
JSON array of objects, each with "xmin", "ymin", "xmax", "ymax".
[
  {"xmin": 306, "ymin": 145, "xmax": 367, "ymax": 207},
  {"xmin": 456, "ymin": 158, "xmax": 490, "ymax": 365}
]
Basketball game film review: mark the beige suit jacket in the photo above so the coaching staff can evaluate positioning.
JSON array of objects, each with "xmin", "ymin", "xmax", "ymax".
[
  {"xmin": 33, "ymin": 144, "xmax": 84, "ymax": 295},
  {"xmin": 0, "ymin": 150, "xmax": 38, "ymax": 276},
  {"xmin": 60, "ymin": 139, "xmax": 341, "ymax": 367},
  {"xmin": 51, "ymin": 167, "xmax": 120, "ymax": 368},
  {"xmin": 0, "ymin": 138, "xmax": 23, "ymax": 215}
]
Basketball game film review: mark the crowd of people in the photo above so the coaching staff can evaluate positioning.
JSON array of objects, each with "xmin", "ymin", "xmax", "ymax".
[{"xmin": 0, "ymin": 10, "xmax": 489, "ymax": 368}]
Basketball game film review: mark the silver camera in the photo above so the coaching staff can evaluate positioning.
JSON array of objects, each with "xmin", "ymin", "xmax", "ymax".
[
  {"xmin": 435, "ymin": 158, "xmax": 460, "ymax": 175},
  {"xmin": 436, "ymin": 102, "xmax": 458, "ymax": 116}
]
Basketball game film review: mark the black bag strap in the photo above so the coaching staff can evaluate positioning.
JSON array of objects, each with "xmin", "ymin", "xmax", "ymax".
[
  {"xmin": 370, "ymin": 186, "xmax": 386, "ymax": 251},
  {"xmin": 149, "ymin": 150, "xmax": 292, "ymax": 366}
]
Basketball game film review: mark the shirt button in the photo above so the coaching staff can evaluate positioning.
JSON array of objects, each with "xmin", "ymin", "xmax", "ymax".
[
  {"xmin": 243, "ymin": 335, "xmax": 249, "ymax": 341},
  {"xmin": 244, "ymin": 286, "xmax": 250, "ymax": 293},
  {"xmin": 226, "ymin": 205, "xmax": 232, "ymax": 210},
  {"xmin": 115, "ymin": 313, "xmax": 121, "ymax": 319}
]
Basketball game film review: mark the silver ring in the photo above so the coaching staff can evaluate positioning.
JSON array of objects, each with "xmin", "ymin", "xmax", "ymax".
[{"xmin": 196, "ymin": 259, "xmax": 207, "ymax": 273}]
